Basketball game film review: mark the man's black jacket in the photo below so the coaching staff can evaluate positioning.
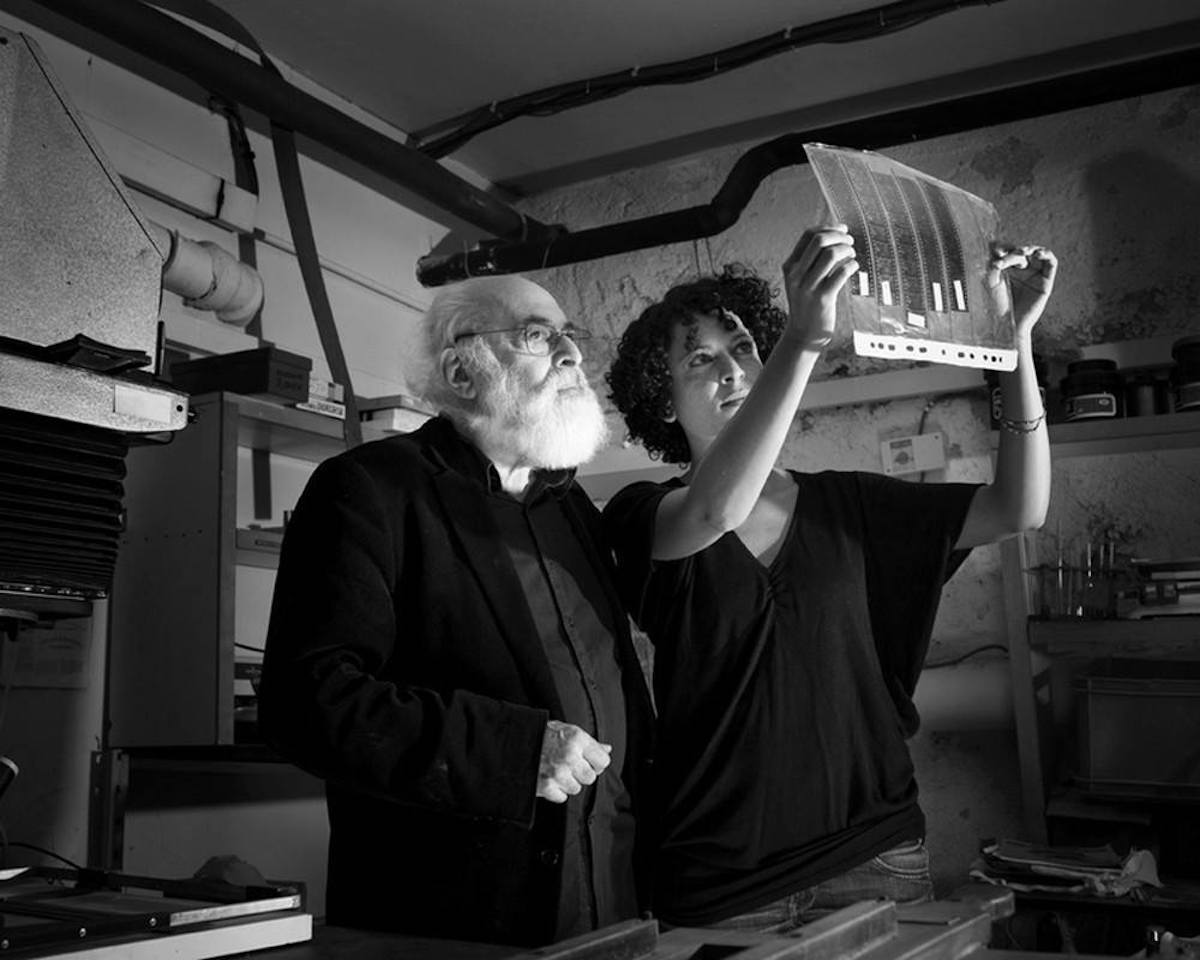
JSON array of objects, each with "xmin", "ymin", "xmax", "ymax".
[{"xmin": 259, "ymin": 417, "xmax": 655, "ymax": 947}]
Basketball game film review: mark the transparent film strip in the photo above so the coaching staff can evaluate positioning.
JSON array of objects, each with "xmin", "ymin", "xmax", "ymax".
[{"xmin": 804, "ymin": 143, "xmax": 1016, "ymax": 371}]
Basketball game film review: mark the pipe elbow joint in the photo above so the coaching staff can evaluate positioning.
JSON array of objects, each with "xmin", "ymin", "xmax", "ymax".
[
  {"xmin": 158, "ymin": 224, "xmax": 264, "ymax": 326},
  {"xmin": 188, "ymin": 241, "xmax": 264, "ymax": 325}
]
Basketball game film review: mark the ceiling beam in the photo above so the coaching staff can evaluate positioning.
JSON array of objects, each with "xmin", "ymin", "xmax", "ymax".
[{"xmin": 9, "ymin": 0, "xmax": 545, "ymax": 242}]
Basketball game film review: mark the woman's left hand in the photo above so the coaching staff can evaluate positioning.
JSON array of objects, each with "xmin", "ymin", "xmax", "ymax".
[{"xmin": 987, "ymin": 244, "xmax": 1058, "ymax": 338}]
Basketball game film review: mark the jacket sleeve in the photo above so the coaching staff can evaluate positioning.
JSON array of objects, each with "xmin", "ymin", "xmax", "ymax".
[{"xmin": 257, "ymin": 452, "xmax": 546, "ymax": 828}]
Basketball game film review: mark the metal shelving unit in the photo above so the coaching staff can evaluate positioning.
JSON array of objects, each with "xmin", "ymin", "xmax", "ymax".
[
  {"xmin": 1004, "ymin": 409, "xmax": 1200, "ymax": 840},
  {"xmin": 1029, "ymin": 617, "xmax": 1200, "ymax": 659},
  {"xmin": 107, "ymin": 392, "xmax": 403, "ymax": 747}
]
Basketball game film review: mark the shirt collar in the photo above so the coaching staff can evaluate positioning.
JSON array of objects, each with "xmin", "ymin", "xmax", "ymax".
[{"xmin": 429, "ymin": 416, "xmax": 577, "ymax": 499}]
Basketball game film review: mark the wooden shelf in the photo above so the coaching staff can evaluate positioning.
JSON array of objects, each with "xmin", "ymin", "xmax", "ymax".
[
  {"xmin": 191, "ymin": 392, "xmax": 400, "ymax": 461},
  {"xmin": 236, "ymin": 527, "xmax": 282, "ymax": 570},
  {"xmin": 1046, "ymin": 409, "xmax": 1200, "ymax": 459},
  {"xmin": 214, "ymin": 391, "xmax": 351, "ymax": 460},
  {"xmin": 1029, "ymin": 616, "xmax": 1200, "ymax": 658},
  {"xmin": 991, "ymin": 410, "xmax": 1200, "ymax": 457},
  {"xmin": 236, "ymin": 551, "xmax": 279, "ymax": 570},
  {"xmin": 1004, "ymin": 394, "xmax": 1200, "ymax": 842},
  {"xmin": 1049, "ymin": 785, "xmax": 1200, "ymax": 814}
]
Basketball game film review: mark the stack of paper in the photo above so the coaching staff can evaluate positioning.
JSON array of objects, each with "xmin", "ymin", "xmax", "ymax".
[{"xmin": 970, "ymin": 839, "xmax": 1161, "ymax": 897}]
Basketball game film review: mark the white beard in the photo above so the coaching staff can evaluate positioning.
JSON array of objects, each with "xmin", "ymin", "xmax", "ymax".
[{"xmin": 471, "ymin": 365, "xmax": 609, "ymax": 469}]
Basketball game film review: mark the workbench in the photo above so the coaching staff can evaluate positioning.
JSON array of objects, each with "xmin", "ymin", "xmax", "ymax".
[{"xmin": 221, "ymin": 885, "xmax": 1116, "ymax": 960}]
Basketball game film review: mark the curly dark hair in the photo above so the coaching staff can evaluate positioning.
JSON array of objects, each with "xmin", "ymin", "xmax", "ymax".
[{"xmin": 606, "ymin": 263, "xmax": 788, "ymax": 465}]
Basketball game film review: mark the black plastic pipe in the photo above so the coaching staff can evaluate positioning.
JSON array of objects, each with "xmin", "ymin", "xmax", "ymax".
[
  {"xmin": 416, "ymin": 42, "xmax": 1200, "ymax": 286},
  {"xmin": 413, "ymin": 0, "xmax": 1000, "ymax": 158},
  {"xmin": 29, "ymin": 0, "xmax": 545, "ymax": 243},
  {"xmin": 418, "ymin": 134, "xmax": 805, "ymax": 287}
]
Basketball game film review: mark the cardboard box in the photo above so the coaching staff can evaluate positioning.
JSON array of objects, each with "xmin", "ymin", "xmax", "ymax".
[{"xmin": 169, "ymin": 347, "xmax": 312, "ymax": 402}]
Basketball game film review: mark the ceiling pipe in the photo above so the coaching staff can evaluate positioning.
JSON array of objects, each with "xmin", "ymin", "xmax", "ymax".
[
  {"xmin": 412, "ymin": 0, "xmax": 1001, "ymax": 158},
  {"xmin": 417, "ymin": 42, "xmax": 1200, "ymax": 286},
  {"xmin": 27, "ymin": 0, "xmax": 548, "ymax": 244},
  {"xmin": 418, "ymin": 134, "xmax": 801, "ymax": 287}
]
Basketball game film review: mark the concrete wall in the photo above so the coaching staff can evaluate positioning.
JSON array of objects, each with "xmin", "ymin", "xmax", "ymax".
[{"xmin": 516, "ymin": 85, "xmax": 1200, "ymax": 891}]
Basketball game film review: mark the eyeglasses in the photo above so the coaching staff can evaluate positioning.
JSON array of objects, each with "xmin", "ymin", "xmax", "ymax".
[{"xmin": 452, "ymin": 321, "xmax": 593, "ymax": 357}]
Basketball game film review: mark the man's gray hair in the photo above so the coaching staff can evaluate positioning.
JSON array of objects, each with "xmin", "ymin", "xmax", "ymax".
[{"xmin": 413, "ymin": 278, "xmax": 515, "ymax": 416}]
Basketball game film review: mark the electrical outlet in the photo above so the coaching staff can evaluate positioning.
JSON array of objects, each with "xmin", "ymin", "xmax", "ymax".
[{"xmin": 880, "ymin": 432, "xmax": 945, "ymax": 476}]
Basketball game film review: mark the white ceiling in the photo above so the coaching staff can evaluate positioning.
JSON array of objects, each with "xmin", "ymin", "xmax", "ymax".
[{"xmin": 208, "ymin": 0, "xmax": 1200, "ymax": 195}]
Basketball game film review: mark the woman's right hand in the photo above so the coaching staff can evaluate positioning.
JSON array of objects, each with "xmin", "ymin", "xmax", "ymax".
[{"xmin": 781, "ymin": 224, "xmax": 858, "ymax": 351}]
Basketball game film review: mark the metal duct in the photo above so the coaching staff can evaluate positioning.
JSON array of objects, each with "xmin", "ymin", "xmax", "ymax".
[
  {"xmin": 0, "ymin": 27, "xmax": 188, "ymax": 601},
  {"xmin": 0, "ymin": 24, "xmax": 188, "ymax": 431},
  {"xmin": 0, "ymin": 26, "xmax": 163, "ymax": 361}
]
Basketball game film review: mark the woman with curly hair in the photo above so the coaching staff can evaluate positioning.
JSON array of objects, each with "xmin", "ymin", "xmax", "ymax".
[{"xmin": 602, "ymin": 226, "xmax": 1056, "ymax": 932}]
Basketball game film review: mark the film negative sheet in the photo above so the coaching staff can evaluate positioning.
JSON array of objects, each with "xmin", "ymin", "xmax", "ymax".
[{"xmin": 804, "ymin": 143, "xmax": 1016, "ymax": 371}]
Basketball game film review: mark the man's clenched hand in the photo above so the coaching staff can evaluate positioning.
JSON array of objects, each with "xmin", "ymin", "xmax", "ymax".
[{"xmin": 536, "ymin": 720, "xmax": 612, "ymax": 803}]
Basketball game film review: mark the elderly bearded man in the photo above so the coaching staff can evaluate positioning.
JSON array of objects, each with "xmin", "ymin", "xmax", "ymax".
[{"xmin": 259, "ymin": 276, "xmax": 655, "ymax": 948}]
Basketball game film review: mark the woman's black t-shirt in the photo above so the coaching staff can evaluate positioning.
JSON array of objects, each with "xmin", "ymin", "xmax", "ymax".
[{"xmin": 602, "ymin": 470, "xmax": 977, "ymax": 925}]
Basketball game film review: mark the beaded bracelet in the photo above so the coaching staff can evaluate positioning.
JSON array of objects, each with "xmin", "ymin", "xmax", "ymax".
[{"xmin": 998, "ymin": 412, "xmax": 1046, "ymax": 435}]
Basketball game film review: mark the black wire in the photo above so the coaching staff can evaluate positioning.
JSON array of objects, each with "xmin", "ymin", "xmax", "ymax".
[
  {"xmin": 209, "ymin": 98, "xmax": 261, "ymax": 195},
  {"xmin": 915, "ymin": 396, "xmax": 941, "ymax": 482},
  {"xmin": 234, "ymin": 642, "xmax": 264, "ymax": 653},
  {"xmin": 925, "ymin": 643, "xmax": 1007, "ymax": 669},
  {"xmin": 916, "ymin": 397, "xmax": 937, "ymax": 436},
  {"xmin": 913, "ymin": 389, "xmax": 978, "ymax": 481},
  {"xmin": 4, "ymin": 841, "xmax": 84, "ymax": 871},
  {"xmin": 1000, "ymin": 917, "xmax": 1025, "ymax": 950},
  {"xmin": 412, "ymin": 0, "xmax": 999, "ymax": 157}
]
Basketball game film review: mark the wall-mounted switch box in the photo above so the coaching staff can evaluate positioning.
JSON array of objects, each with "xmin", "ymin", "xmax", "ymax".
[{"xmin": 880, "ymin": 432, "xmax": 945, "ymax": 476}]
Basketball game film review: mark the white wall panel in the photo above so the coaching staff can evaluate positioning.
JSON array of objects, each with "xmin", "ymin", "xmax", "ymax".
[
  {"xmin": 252, "ymin": 242, "xmax": 423, "ymax": 395},
  {"xmin": 250, "ymin": 128, "xmax": 441, "ymax": 315}
]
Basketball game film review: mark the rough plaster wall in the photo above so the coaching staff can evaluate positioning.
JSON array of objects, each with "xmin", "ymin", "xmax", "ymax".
[{"xmin": 519, "ymin": 84, "xmax": 1200, "ymax": 892}]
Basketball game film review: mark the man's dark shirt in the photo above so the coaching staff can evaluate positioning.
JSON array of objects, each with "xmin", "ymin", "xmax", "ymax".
[{"xmin": 474, "ymin": 448, "xmax": 636, "ymax": 939}]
